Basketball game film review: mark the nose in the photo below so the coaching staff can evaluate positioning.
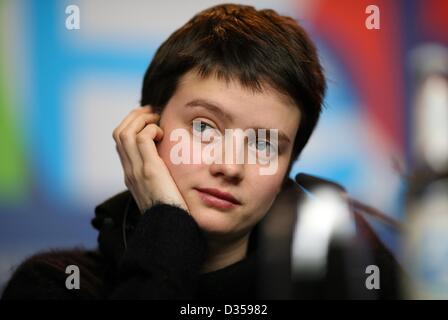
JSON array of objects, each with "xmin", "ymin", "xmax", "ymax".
[
  {"xmin": 208, "ymin": 133, "xmax": 245, "ymax": 182},
  {"xmin": 209, "ymin": 161, "xmax": 244, "ymax": 182}
]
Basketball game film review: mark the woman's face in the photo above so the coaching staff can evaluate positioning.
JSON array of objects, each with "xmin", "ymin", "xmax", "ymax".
[{"xmin": 157, "ymin": 70, "xmax": 300, "ymax": 241}]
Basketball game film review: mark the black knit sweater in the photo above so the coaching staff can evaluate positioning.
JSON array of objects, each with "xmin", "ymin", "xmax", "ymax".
[
  {"xmin": 1, "ymin": 188, "xmax": 402, "ymax": 299},
  {"xmin": 1, "ymin": 191, "xmax": 257, "ymax": 299}
]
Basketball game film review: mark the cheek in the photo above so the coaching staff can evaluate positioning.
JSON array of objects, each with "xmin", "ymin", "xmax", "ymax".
[
  {"xmin": 156, "ymin": 132, "xmax": 205, "ymax": 187},
  {"xmin": 156, "ymin": 136, "xmax": 172, "ymax": 166},
  {"xmin": 255, "ymin": 178, "xmax": 282, "ymax": 202},
  {"xmin": 244, "ymin": 153, "xmax": 291, "ymax": 214},
  {"xmin": 245, "ymin": 169, "xmax": 285, "ymax": 212},
  {"xmin": 157, "ymin": 134, "xmax": 185, "ymax": 177}
]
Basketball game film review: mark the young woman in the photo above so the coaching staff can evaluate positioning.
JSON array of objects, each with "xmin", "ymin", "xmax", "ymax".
[{"xmin": 2, "ymin": 3, "xmax": 326, "ymax": 299}]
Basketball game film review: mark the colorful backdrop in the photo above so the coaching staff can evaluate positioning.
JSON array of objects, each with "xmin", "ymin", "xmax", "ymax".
[{"xmin": 0, "ymin": 0, "xmax": 447, "ymax": 290}]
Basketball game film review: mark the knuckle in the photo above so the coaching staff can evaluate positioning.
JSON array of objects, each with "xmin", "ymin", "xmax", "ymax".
[
  {"xmin": 112, "ymin": 128, "xmax": 119, "ymax": 141},
  {"xmin": 136, "ymin": 133, "xmax": 148, "ymax": 144},
  {"xmin": 142, "ymin": 163, "xmax": 154, "ymax": 179},
  {"xmin": 146, "ymin": 124, "xmax": 158, "ymax": 136},
  {"xmin": 119, "ymin": 131, "xmax": 132, "ymax": 143}
]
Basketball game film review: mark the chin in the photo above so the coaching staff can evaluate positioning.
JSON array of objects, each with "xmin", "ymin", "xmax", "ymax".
[{"xmin": 190, "ymin": 207, "xmax": 237, "ymax": 235}]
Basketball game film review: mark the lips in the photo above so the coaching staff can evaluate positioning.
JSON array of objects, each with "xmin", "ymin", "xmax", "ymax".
[{"xmin": 195, "ymin": 187, "xmax": 242, "ymax": 209}]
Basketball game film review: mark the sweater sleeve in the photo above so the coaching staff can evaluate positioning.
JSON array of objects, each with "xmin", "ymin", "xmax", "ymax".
[{"xmin": 108, "ymin": 203, "xmax": 207, "ymax": 299}]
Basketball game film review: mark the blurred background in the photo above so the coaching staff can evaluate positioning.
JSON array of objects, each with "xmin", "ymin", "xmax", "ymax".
[{"xmin": 0, "ymin": 0, "xmax": 447, "ymax": 296}]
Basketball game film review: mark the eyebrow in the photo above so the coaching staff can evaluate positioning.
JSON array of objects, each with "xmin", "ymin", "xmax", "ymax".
[
  {"xmin": 185, "ymin": 99, "xmax": 233, "ymax": 123},
  {"xmin": 185, "ymin": 98, "xmax": 291, "ymax": 145}
]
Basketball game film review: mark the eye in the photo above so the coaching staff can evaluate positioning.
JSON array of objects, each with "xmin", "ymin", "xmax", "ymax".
[
  {"xmin": 255, "ymin": 140, "xmax": 270, "ymax": 151},
  {"xmin": 249, "ymin": 139, "xmax": 274, "ymax": 152},
  {"xmin": 192, "ymin": 120, "xmax": 214, "ymax": 133}
]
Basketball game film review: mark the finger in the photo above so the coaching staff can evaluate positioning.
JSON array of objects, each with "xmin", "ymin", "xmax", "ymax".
[
  {"xmin": 113, "ymin": 107, "xmax": 153, "ymax": 181},
  {"xmin": 136, "ymin": 123, "xmax": 165, "ymax": 165},
  {"xmin": 112, "ymin": 105, "xmax": 153, "ymax": 142},
  {"xmin": 115, "ymin": 143, "xmax": 133, "ymax": 186},
  {"xmin": 115, "ymin": 106, "xmax": 152, "ymax": 137},
  {"xmin": 119, "ymin": 113, "xmax": 161, "ymax": 168},
  {"xmin": 112, "ymin": 106, "xmax": 151, "ymax": 166}
]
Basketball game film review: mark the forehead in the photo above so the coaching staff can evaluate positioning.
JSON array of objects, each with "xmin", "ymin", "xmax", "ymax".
[{"xmin": 173, "ymin": 70, "xmax": 301, "ymax": 134}]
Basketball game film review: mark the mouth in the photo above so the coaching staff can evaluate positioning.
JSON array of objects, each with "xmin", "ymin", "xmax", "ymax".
[{"xmin": 194, "ymin": 187, "xmax": 242, "ymax": 210}]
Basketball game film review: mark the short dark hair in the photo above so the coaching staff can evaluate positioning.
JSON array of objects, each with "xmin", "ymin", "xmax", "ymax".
[{"xmin": 141, "ymin": 3, "xmax": 326, "ymax": 163}]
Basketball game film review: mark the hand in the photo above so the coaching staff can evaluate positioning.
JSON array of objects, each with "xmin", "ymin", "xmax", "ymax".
[{"xmin": 112, "ymin": 106, "xmax": 189, "ymax": 214}]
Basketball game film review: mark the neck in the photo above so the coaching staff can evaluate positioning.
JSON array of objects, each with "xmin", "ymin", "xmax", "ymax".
[{"xmin": 201, "ymin": 234, "xmax": 249, "ymax": 273}]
